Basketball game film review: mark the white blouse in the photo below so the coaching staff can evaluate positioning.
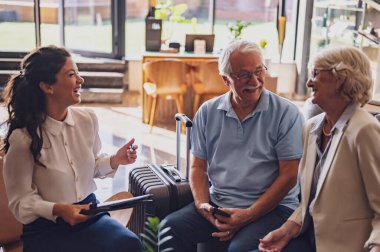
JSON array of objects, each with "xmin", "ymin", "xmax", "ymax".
[{"xmin": 3, "ymin": 107, "xmax": 116, "ymax": 224}]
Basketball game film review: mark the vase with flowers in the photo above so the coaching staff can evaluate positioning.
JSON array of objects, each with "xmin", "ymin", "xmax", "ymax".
[{"xmin": 154, "ymin": 0, "xmax": 197, "ymax": 46}]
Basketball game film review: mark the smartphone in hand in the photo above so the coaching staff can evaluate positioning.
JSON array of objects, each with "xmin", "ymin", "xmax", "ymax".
[{"xmin": 212, "ymin": 207, "xmax": 231, "ymax": 217}]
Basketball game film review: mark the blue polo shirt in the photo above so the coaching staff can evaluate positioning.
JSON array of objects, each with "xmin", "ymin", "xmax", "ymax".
[{"xmin": 191, "ymin": 90, "xmax": 304, "ymax": 209}]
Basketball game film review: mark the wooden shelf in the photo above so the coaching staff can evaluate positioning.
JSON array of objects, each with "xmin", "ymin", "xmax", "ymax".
[
  {"xmin": 315, "ymin": 1, "xmax": 364, "ymax": 11},
  {"xmin": 358, "ymin": 30, "xmax": 380, "ymax": 44},
  {"xmin": 363, "ymin": 0, "xmax": 380, "ymax": 12}
]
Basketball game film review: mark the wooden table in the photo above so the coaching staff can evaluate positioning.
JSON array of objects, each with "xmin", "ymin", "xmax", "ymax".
[{"xmin": 141, "ymin": 52, "xmax": 219, "ymax": 124}]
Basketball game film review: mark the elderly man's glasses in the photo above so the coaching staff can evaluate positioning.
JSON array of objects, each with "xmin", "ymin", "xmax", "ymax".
[{"xmin": 231, "ymin": 65, "xmax": 267, "ymax": 83}]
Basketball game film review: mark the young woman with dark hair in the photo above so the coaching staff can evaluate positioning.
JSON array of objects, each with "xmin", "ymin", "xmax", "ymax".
[{"xmin": 2, "ymin": 45, "xmax": 142, "ymax": 252}]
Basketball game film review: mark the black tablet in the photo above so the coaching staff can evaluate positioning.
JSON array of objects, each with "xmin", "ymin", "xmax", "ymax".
[{"xmin": 80, "ymin": 194, "xmax": 153, "ymax": 215}]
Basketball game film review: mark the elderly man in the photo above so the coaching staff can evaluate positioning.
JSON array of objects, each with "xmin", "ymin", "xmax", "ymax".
[{"xmin": 158, "ymin": 40, "xmax": 304, "ymax": 252}]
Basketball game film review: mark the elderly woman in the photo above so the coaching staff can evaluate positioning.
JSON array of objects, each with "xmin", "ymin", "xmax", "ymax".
[{"xmin": 258, "ymin": 46, "xmax": 380, "ymax": 252}]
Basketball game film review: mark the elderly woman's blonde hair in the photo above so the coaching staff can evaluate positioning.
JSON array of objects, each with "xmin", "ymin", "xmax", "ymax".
[{"xmin": 309, "ymin": 46, "xmax": 372, "ymax": 106}]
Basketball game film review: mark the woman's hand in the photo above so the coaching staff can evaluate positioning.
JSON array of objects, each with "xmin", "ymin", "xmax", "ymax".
[
  {"xmin": 110, "ymin": 138, "xmax": 138, "ymax": 169},
  {"xmin": 259, "ymin": 221, "xmax": 301, "ymax": 252},
  {"xmin": 370, "ymin": 245, "xmax": 380, "ymax": 252},
  {"xmin": 52, "ymin": 203, "xmax": 92, "ymax": 226}
]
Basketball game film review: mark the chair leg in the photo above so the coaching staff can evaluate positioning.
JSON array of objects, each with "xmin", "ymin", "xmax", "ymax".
[
  {"xmin": 106, "ymin": 192, "xmax": 134, "ymax": 227},
  {"xmin": 175, "ymin": 95, "xmax": 186, "ymax": 133},
  {"xmin": 193, "ymin": 94, "xmax": 201, "ymax": 117},
  {"xmin": 175, "ymin": 95, "xmax": 184, "ymax": 114},
  {"xmin": 146, "ymin": 95, "xmax": 153, "ymax": 124},
  {"xmin": 149, "ymin": 96, "xmax": 158, "ymax": 133},
  {"xmin": 178, "ymin": 95, "xmax": 184, "ymax": 110}
]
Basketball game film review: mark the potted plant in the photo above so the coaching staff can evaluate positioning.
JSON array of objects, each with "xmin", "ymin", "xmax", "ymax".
[
  {"xmin": 227, "ymin": 20, "xmax": 252, "ymax": 40},
  {"xmin": 154, "ymin": 0, "xmax": 197, "ymax": 43},
  {"xmin": 141, "ymin": 217, "xmax": 173, "ymax": 252}
]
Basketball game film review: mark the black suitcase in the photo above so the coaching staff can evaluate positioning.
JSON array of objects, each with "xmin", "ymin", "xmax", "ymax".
[{"xmin": 128, "ymin": 113, "xmax": 194, "ymax": 235}]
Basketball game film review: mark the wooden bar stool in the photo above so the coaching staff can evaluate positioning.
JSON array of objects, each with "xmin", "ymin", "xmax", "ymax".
[
  {"xmin": 192, "ymin": 60, "xmax": 229, "ymax": 116},
  {"xmin": 143, "ymin": 59, "xmax": 189, "ymax": 132}
]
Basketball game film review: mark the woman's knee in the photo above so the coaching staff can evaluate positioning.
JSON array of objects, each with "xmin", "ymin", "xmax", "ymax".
[
  {"xmin": 125, "ymin": 231, "xmax": 143, "ymax": 252},
  {"xmin": 113, "ymin": 229, "xmax": 142, "ymax": 252}
]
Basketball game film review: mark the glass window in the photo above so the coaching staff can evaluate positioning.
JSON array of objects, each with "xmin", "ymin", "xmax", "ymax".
[
  {"xmin": 125, "ymin": 0, "xmax": 149, "ymax": 58},
  {"xmin": 309, "ymin": 0, "xmax": 364, "ymax": 58},
  {"xmin": 159, "ymin": 0, "xmax": 211, "ymax": 46},
  {"xmin": 125, "ymin": 0, "xmax": 211, "ymax": 58},
  {"xmin": 41, "ymin": 0, "xmax": 60, "ymax": 47},
  {"xmin": 214, "ymin": 0, "xmax": 297, "ymax": 62},
  {"xmin": 64, "ymin": 0, "xmax": 112, "ymax": 53},
  {"xmin": 0, "ymin": 0, "xmax": 36, "ymax": 52}
]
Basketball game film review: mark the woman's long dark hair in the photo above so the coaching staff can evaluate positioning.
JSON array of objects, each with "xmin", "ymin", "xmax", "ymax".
[{"xmin": 1, "ymin": 45, "xmax": 71, "ymax": 162}]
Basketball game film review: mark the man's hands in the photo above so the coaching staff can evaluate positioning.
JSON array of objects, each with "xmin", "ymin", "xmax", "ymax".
[
  {"xmin": 191, "ymin": 156, "xmax": 253, "ymax": 241},
  {"xmin": 53, "ymin": 203, "xmax": 92, "ymax": 226},
  {"xmin": 196, "ymin": 203, "xmax": 252, "ymax": 241},
  {"xmin": 211, "ymin": 207, "xmax": 252, "ymax": 241},
  {"xmin": 197, "ymin": 203, "xmax": 218, "ymax": 224},
  {"xmin": 196, "ymin": 203, "xmax": 235, "ymax": 241},
  {"xmin": 258, "ymin": 221, "xmax": 301, "ymax": 252},
  {"xmin": 110, "ymin": 138, "xmax": 138, "ymax": 169}
]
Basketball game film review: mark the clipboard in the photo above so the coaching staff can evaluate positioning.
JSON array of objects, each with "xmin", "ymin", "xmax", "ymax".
[{"xmin": 80, "ymin": 194, "xmax": 153, "ymax": 215}]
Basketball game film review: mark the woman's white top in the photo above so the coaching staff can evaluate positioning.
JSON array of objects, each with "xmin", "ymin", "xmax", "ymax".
[{"xmin": 3, "ymin": 107, "xmax": 116, "ymax": 224}]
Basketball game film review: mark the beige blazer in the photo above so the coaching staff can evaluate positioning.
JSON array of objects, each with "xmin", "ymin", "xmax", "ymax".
[{"xmin": 289, "ymin": 106, "xmax": 380, "ymax": 252}]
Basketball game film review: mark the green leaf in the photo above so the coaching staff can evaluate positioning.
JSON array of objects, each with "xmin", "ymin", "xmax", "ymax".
[
  {"xmin": 171, "ymin": 3, "xmax": 188, "ymax": 16},
  {"xmin": 159, "ymin": 226, "xmax": 171, "ymax": 236},
  {"xmin": 141, "ymin": 233, "xmax": 156, "ymax": 246},
  {"xmin": 142, "ymin": 216, "xmax": 173, "ymax": 252},
  {"xmin": 153, "ymin": 0, "xmax": 193, "ymax": 26},
  {"xmin": 155, "ymin": 8, "xmax": 170, "ymax": 20},
  {"xmin": 143, "ymin": 228, "xmax": 156, "ymax": 239},
  {"xmin": 157, "ymin": 235, "xmax": 173, "ymax": 246},
  {"xmin": 161, "ymin": 248, "xmax": 174, "ymax": 252},
  {"xmin": 227, "ymin": 20, "xmax": 252, "ymax": 39},
  {"xmin": 156, "ymin": 0, "xmax": 172, "ymax": 9}
]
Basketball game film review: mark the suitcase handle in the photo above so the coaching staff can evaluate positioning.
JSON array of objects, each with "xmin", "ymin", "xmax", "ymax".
[
  {"xmin": 161, "ymin": 165, "xmax": 182, "ymax": 182},
  {"xmin": 175, "ymin": 113, "xmax": 192, "ymax": 180},
  {"xmin": 175, "ymin": 113, "xmax": 192, "ymax": 127}
]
